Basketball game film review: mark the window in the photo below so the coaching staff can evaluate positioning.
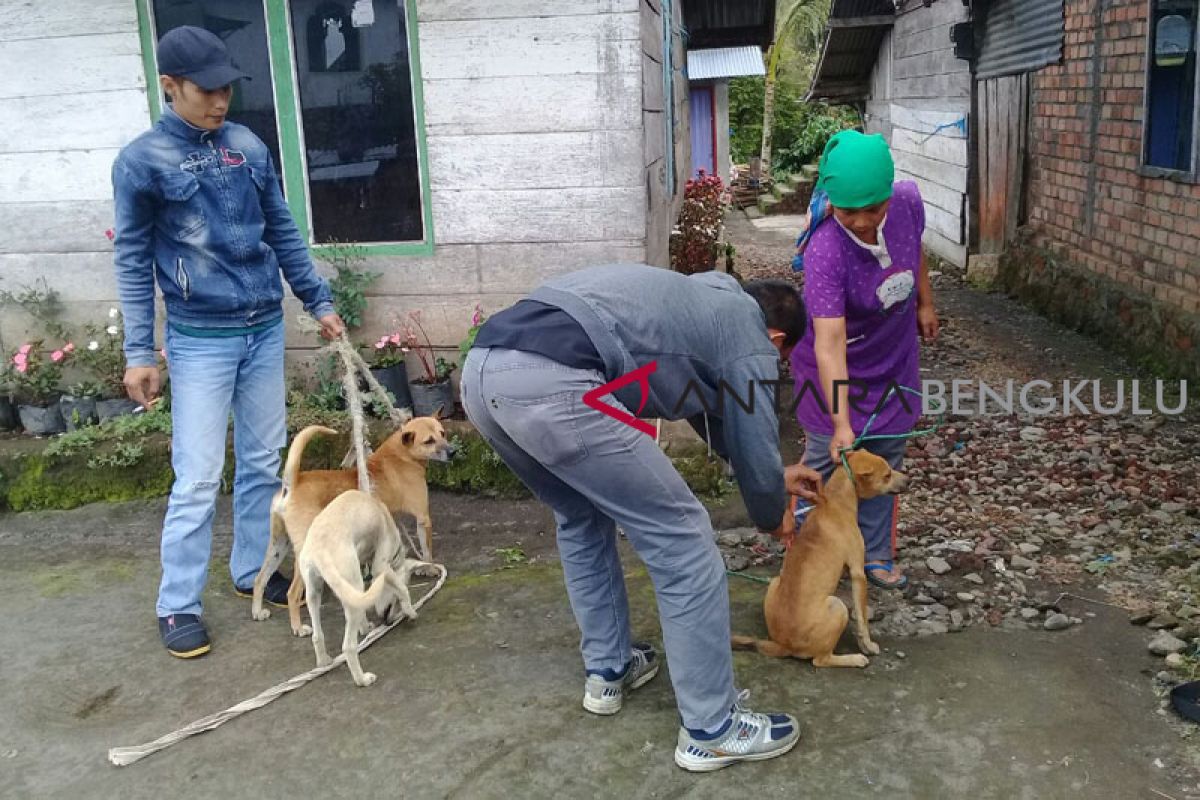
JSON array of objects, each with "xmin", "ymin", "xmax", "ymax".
[
  {"xmin": 1144, "ymin": 0, "xmax": 1199, "ymax": 174},
  {"xmin": 141, "ymin": 0, "xmax": 432, "ymax": 251}
]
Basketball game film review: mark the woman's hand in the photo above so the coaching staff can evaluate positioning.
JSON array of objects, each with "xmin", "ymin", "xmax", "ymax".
[
  {"xmin": 829, "ymin": 425, "xmax": 856, "ymax": 465},
  {"xmin": 917, "ymin": 304, "xmax": 940, "ymax": 341}
]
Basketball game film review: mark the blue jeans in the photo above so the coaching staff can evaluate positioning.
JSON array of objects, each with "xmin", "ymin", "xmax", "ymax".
[
  {"xmin": 801, "ymin": 430, "xmax": 906, "ymax": 563},
  {"xmin": 461, "ymin": 347, "xmax": 738, "ymax": 731},
  {"xmin": 157, "ymin": 322, "xmax": 286, "ymax": 617}
]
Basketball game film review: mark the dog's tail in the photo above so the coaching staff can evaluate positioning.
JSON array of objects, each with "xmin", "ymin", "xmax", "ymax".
[
  {"xmin": 279, "ymin": 425, "xmax": 338, "ymax": 499},
  {"xmin": 731, "ymin": 635, "xmax": 759, "ymax": 651},
  {"xmin": 320, "ymin": 562, "xmax": 402, "ymax": 615}
]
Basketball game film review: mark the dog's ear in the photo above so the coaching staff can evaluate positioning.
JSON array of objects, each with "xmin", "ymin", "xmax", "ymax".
[{"xmin": 402, "ymin": 430, "xmax": 416, "ymax": 447}]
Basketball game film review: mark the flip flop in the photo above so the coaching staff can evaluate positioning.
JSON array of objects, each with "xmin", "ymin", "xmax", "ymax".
[
  {"xmin": 865, "ymin": 561, "xmax": 908, "ymax": 590},
  {"xmin": 1171, "ymin": 681, "xmax": 1200, "ymax": 724}
]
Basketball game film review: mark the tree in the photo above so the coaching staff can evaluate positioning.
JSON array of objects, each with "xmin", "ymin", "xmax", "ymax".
[{"xmin": 760, "ymin": 0, "xmax": 831, "ymax": 178}]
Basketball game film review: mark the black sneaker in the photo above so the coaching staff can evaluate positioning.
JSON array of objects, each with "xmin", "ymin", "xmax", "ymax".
[
  {"xmin": 234, "ymin": 571, "xmax": 297, "ymax": 608},
  {"xmin": 158, "ymin": 613, "xmax": 211, "ymax": 659}
]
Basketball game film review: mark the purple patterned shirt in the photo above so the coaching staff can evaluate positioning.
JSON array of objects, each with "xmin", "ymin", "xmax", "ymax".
[{"xmin": 790, "ymin": 180, "xmax": 925, "ymax": 436}]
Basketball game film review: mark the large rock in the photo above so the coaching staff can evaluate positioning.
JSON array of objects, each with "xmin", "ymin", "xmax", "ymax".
[{"xmin": 1148, "ymin": 631, "xmax": 1188, "ymax": 656}]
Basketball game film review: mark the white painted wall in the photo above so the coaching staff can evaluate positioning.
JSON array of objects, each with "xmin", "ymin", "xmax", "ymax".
[
  {"xmin": 0, "ymin": 0, "xmax": 650, "ymax": 368},
  {"xmin": 865, "ymin": 2, "xmax": 972, "ymax": 268}
]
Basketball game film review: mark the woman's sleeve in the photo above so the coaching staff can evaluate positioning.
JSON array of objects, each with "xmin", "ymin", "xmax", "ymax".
[{"xmin": 802, "ymin": 237, "xmax": 846, "ymax": 318}]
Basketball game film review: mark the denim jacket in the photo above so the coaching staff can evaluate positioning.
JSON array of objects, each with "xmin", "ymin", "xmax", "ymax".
[{"xmin": 112, "ymin": 106, "xmax": 334, "ymax": 367}]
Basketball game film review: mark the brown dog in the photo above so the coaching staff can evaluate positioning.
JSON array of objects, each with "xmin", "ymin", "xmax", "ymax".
[
  {"xmin": 251, "ymin": 417, "xmax": 455, "ymax": 635},
  {"xmin": 733, "ymin": 450, "xmax": 908, "ymax": 668}
]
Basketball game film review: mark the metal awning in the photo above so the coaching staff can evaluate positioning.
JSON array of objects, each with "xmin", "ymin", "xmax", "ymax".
[
  {"xmin": 681, "ymin": 0, "xmax": 776, "ymax": 50},
  {"xmin": 687, "ymin": 46, "xmax": 767, "ymax": 80},
  {"xmin": 807, "ymin": 0, "xmax": 896, "ymax": 102}
]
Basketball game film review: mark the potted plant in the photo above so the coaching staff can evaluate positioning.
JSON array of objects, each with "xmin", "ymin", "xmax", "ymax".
[
  {"xmin": 369, "ymin": 330, "xmax": 414, "ymax": 414},
  {"xmin": 60, "ymin": 380, "xmax": 102, "ymax": 431},
  {"xmin": 0, "ymin": 369, "xmax": 16, "ymax": 431},
  {"xmin": 80, "ymin": 308, "xmax": 141, "ymax": 421},
  {"xmin": 403, "ymin": 311, "xmax": 456, "ymax": 418},
  {"xmin": 459, "ymin": 303, "xmax": 487, "ymax": 365},
  {"xmin": 9, "ymin": 340, "xmax": 70, "ymax": 435}
]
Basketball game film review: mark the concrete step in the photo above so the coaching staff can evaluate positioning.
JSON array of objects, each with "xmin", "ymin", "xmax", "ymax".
[
  {"xmin": 757, "ymin": 194, "xmax": 781, "ymax": 215},
  {"xmin": 743, "ymin": 205, "xmax": 764, "ymax": 220},
  {"xmin": 772, "ymin": 183, "xmax": 796, "ymax": 202},
  {"xmin": 801, "ymin": 164, "xmax": 819, "ymax": 180}
]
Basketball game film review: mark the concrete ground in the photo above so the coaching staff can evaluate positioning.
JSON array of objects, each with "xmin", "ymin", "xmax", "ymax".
[{"xmin": 1, "ymin": 497, "xmax": 1198, "ymax": 800}]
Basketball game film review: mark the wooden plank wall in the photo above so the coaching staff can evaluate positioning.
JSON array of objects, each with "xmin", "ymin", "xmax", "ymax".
[
  {"xmin": 865, "ymin": 0, "xmax": 971, "ymax": 267},
  {"xmin": 0, "ymin": 0, "xmax": 651, "ymax": 364},
  {"xmin": 976, "ymin": 73, "xmax": 1029, "ymax": 255},
  {"xmin": 0, "ymin": 0, "xmax": 148, "ymax": 350},
  {"xmin": 641, "ymin": 0, "xmax": 688, "ymax": 268}
]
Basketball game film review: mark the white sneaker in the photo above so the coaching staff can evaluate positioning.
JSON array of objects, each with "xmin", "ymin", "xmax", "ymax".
[
  {"xmin": 582, "ymin": 642, "xmax": 660, "ymax": 715},
  {"xmin": 674, "ymin": 691, "xmax": 801, "ymax": 772}
]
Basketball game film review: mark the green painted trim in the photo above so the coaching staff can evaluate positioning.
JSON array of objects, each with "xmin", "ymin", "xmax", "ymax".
[
  {"xmin": 312, "ymin": 240, "xmax": 435, "ymax": 257},
  {"xmin": 405, "ymin": 0, "xmax": 436, "ymax": 253},
  {"xmin": 263, "ymin": 0, "xmax": 312, "ymax": 238},
  {"xmin": 135, "ymin": 0, "xmax": 162, "ymax": 121}
]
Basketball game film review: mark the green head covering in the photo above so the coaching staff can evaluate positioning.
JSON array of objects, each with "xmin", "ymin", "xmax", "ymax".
[{"xmin": 816, "ymin": 130, "xmax": 895, "ymax": 209}]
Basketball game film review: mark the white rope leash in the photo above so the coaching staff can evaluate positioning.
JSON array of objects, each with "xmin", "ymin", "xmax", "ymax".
[{"xmin": 107, "ymin": 564, "xmax": 447, "ymax": 767}]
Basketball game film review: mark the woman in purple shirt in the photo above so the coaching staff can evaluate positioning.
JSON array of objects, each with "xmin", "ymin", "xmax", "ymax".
[{"xmin": 790, "ymin": 131, "xmax": 940, "ymax": 589}]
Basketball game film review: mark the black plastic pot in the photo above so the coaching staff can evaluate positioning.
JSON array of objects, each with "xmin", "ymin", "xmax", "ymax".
[
  {"xmin": 18, "ymin": 402, "xmax": 65, "ymax": 436},
  {"xmin": 97, "ymin": 397, "xmax": 140, "ymax": 421},
  {"xmin": 370, "ymin": 362, "xmax": 414, "ymax": 414},
  {"xmin": 409, "ymin": 379, "xmax": 454, "ymax": 418},
  {"xmin": 59, "ymin": 395, "xmax": 99, "ymax": 431},
  {"xmin": 0, "ymin": 395, "xmax": 16, "ymax": 431}
]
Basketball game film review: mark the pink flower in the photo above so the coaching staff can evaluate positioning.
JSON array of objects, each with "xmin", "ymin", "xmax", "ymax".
[
  {"xmin": 14, "ymin": 362, "xmax": 27, "ymax": 374},
  {"xmin": 63, "ymin": 342, "xmax": 75, "ymax": 354},
  {"xmin": 50, "ymin": 350, "xmax": 64, "ymax": 363},
  {"xmin": 17, "ymin": 344, "xmax": 31, "ymax": 356},
  {"xmin": 389, "ymin": 333, "xmax": 402, "ymax": 345},
  {"xmin": 104, "ymin": 228, "xmax": 115, "ymax": 241},
  {"xmin": 374, "ymin": 338, "xmax": 387, "ymax": 350},
  {"xmin": 12, "ymin": 353, "xmax": 27, "ymax": 368},
  {"xmin": 159, "ymin": 348, "xmax": 168, "ymax": 363}
]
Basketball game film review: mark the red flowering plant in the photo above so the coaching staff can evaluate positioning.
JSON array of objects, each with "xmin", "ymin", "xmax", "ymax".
[
  {"xmin": 403, "ymin": 310, "xmax": 456, "ymax": 385},
  {"xmin": 670, "ymin": 170, "xmax": 726, "ymax": 275},
  {"xmin": 8, "ymin": 340, "xmax": 73, "ymax": 405}
]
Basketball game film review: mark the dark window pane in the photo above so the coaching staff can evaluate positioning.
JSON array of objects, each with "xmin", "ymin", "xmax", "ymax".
[
  {"xmin": 151, "ymin": 0, "xmax": 283, "ymax": 171},
  {"xmin": 290, "ymin": 0, "xmax": 425, "ymax": 243},
  {"xmin": 1145, "ymin": 0, "xmax": 1197, "ymax": 170}
]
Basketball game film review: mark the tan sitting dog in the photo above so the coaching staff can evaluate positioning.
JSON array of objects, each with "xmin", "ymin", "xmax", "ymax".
[
  {"xmin": 733, "ymin": 450, "xmax": 908, "ymax": 668},
  {"xmin": 251, "ymin": 417, "xmax": 454, "ymax": 635},
  {"xmin": 298, "ymin": 489, "xmax": 421, "ymax": 686}
]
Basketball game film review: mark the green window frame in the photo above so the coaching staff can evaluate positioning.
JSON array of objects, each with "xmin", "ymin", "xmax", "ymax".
[{"xmin": 135, "ymin": 0, "xmax": 435, "ymax": 256}]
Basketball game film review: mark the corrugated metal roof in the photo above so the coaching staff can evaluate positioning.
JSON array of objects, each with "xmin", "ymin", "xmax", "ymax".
[
  {"xmin": 808, "ymin": 0, "xmax": 894, "ymax": 101},
  {"xmin": 976, "ymin": 0, "xmax": 1064, "ymax": 80},
  {"xmin": 687, "ymin": 46, "xmax": 766, "ymax": 80}
]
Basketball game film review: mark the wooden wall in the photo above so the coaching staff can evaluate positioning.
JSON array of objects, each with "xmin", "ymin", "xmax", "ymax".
[
  {"xmin": 641, "ymin": 0, "xmax": 689, "ymax": 268},
  {"xmin": 0, "ymin": 0, "xmax": 652, "ymax": 368},
  {"xmin": 865, "ymin": 0, "xmax": 972, "ymax": 267}
]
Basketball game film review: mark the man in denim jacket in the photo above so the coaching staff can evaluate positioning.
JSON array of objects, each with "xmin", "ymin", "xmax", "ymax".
[{"xmin": 112, "ymin": 26, "xmax": 345, "ymax": 658}]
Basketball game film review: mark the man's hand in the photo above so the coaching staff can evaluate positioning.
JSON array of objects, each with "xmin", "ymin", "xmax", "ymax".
[
  {"xmin": 318, "ymin": 313, "xmax": 347, "ymax": 340},
  {"xmin": 785, "ymin": 463, "xmax": 822, "ymax": 501},
  {"xmin": 762, "ymin": 501, "xmax": 797, "ymax": 541},
  {"xmin": 917, "ymin": 304, "xmax": 940, "ymax": 341},
  {"xmin": 124, "ymin": 366, "xmax": 161, "ymax": 410}
]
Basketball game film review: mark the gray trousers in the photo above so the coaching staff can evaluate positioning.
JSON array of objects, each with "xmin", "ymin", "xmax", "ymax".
[
  {"xmin": 461, "ymin": 347, "xmax": 737, "ymax": 730},
  {"xmin": 801, "ymin": 430, "xmax": 906, "ymax": 563}
]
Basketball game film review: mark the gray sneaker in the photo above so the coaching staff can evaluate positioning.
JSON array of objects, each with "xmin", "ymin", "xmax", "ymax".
[
  {"xmin": 674, "ymin": 691, "xmax": 801, "ymax": 772},
  {"xmin": 582, "ymin": 642, "xmax": 660, "ymax": 715}
]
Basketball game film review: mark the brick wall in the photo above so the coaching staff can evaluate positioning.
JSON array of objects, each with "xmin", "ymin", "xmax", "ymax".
[{"xmin": 1024, "ymin": 0, "xmax": 1200, "ymax": 323}]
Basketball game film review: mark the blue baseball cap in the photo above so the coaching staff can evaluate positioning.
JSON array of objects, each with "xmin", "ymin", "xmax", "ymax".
[{"xmin": 156, "ymin": 25, "xmax": 250, "ymax": 90}]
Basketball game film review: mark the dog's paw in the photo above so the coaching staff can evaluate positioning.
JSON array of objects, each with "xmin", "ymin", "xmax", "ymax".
[
  {"xmin": 412, "ymin": 563, "xmax": 440, "ymax": 579},
  {"xmin": 252, "ymin": 608, "xmax": 271, "ymax": 622},
  {"xmin": 850, "ymin": 654, "xmax": 870, "ymax": 668},
  {"xmin": 860, "ymin": 639, "xmax": 881, "ymax": 656},
  {"xmin": 293, "ymin": 624, "xmax": 313, "ymax": 637},
  {"xmin": 355, "ymin": 671, "xmax": 378, "ymax": 687},
  {"xmin": 315, "ymin": 652, "xmax": 333, "ymax": 668}
]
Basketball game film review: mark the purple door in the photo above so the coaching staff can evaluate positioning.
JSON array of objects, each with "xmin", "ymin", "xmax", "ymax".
[{"xmin": 689, "ymin": 85, "xmax": 716, "ymax": 177}]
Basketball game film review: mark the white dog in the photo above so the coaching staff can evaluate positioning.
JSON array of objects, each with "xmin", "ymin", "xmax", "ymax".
[{"xmin": 296, "ymin": 489, "xmax": 422, "ymax": 686}]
